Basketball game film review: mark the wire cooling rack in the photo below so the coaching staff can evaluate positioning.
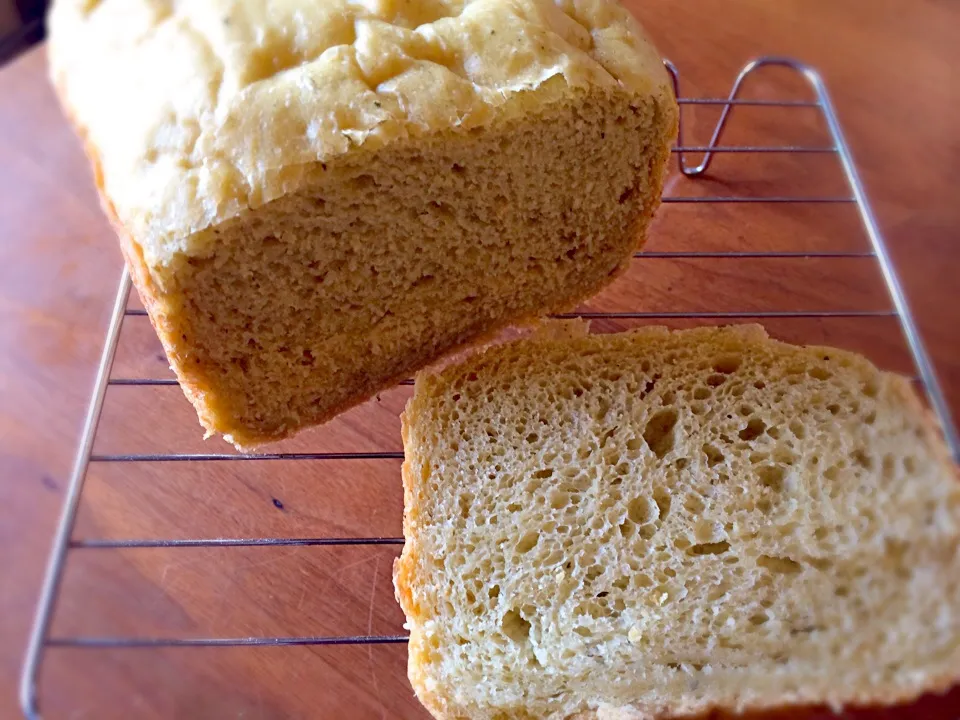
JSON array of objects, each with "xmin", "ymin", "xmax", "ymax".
[{"xmin": 20, "ymin": 57, "xmax": 960, "ymax": 719}]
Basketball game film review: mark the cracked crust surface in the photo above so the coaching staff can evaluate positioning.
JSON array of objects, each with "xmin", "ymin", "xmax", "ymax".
[{"xmin": 48, "ymin": 0, "xmax": 672, "ymax": 268}]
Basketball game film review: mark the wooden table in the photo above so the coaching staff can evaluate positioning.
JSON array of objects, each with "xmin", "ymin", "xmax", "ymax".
[{"xmin": 2, "ymin": 1, "xmax": 958, "ymax": 718}]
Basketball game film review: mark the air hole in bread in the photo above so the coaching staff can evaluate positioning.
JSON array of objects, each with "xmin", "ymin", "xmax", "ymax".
[
  {"xmin": 714, "ymin": 355, "xmax": 741, "ymax": 374},
  {"xmin": 516, "ymin": 531, "xmax": 539, "ymax": 553},
  {"xmin": 502, "ymin": 610, "xmax": 531, "ymax": 643},
  {"xmin": 600, "ymin": 428, "xmax": 618, "ymax": 451},
  {"xmin": 881, "ymin": 455, "xmax": 895, "ymax": 481},
  {"xmin": 627, "ymin": 496, "xmax": 658, "ymax": 525},
  {"xmin": 612, "ymin": 576, "xmax": 629, "ymax": 591},
  {"xmin": 739, "ymin": 417, "xmax": 766, "ymax": 441},
  {"xmin": 707, "ymin": 582, "xmax": 732, "ymax": 601},
  {"xmin": 688, "ymin": 541, "xmax": 731, "ymax": 556},
  {"xmin": 852, "ymin": 449, "xmax": 873, "ymax": 470},
  {"xmin": 643, "ymin": 408, "xmax": 678, "ymax": 458},
  {"xmin": 684, "ymin": 495, "xmax": 705, "ymax": 514},
  {"xmin": 703, "ymin": 444, "xmax": 725, "ymax": 467},
  {"xmin": 758, "ymin": 555, "xmax": 803, "ymax": 574},
  {"xmin": 653, "ymin": 487, "xmax": 672, "ymax": 520},
  {"xmin": 758, "ymin": 465, "xmax": 787, "ymax": 491},
  {"xmin": 694, "ymin": 520, "xmax": 724, "ymax": 542}
]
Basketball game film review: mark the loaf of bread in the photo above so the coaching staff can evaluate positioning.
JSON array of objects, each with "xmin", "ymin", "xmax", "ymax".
[
  {"xmin": 47, "ymin": 0, "xmax": 677, "ymax": 449},
  {"xmin": 395, "ymin": 322, "xmax": 960, "ymax": 720}
]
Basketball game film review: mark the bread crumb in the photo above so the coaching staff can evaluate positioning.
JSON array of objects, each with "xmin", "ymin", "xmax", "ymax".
[{"xmin": 395, "ymin": 323, "xmax": 960, "ymax": 719}]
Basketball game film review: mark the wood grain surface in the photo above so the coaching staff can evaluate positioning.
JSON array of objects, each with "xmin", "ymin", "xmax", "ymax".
[{"xmin": 2, "ymin": 1, "xmax": 959, "ymax": 718}]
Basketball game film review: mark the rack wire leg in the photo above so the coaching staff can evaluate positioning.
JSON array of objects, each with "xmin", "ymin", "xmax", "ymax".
[
  {"xmin": 20, "ymin": 271, "xmax": 132, "ymax": 720},
  {"xmin": 795, "ymin": 63, "xmax": 960, "ymax": 462}
]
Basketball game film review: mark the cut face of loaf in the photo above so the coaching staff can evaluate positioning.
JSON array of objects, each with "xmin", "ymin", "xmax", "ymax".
[
  {"xmin": 48, "ymin": 0, "xmax": 677, "ymax": 449},
  {"xmin": 155, "ymin": 91, "xmax": 672, "ymax": 448},
  {"xmin": 395, "ymin": 323, "xmax": 960, "ymax": 720}
]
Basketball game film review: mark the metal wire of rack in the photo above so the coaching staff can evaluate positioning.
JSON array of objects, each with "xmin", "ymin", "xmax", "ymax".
[{"xmin": 20, "ymin": 56, "xmax": 960, "ymax": 719}]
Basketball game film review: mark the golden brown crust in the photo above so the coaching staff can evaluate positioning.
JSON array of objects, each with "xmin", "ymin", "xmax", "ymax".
[
  {"xmin": 50, "ymin": 71, "xmax": 223, "ymax": 438},
  {"xmin": 48, "ymin": 0, "xmax": 675, "ymax": 262}
]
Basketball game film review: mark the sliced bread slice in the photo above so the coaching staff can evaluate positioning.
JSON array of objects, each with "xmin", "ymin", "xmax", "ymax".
[{"xmin": 394, "ymin": 322, "xmax": 960, "ymax": 720}]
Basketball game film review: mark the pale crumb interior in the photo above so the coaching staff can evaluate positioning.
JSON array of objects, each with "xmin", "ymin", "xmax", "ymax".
[
  {"xmin": 164, "ymin": 88, "xmax": 669, "ymax": 447},
  {"xmin": 399, "ymin": 326, "xmax": 960, "ymax": 720}
]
